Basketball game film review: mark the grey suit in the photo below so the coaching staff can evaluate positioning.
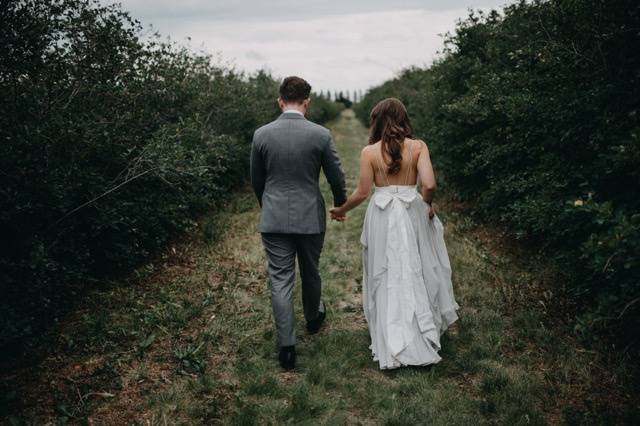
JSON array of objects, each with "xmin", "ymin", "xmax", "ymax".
[{"xmin": 250, "ymin": 111, "xmax": 347, "ymax": 346}]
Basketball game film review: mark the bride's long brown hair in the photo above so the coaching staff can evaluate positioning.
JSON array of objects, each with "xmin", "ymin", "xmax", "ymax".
[{"xmin": 368, "ymin": 98, "xmax": 414, "ymax": 175}]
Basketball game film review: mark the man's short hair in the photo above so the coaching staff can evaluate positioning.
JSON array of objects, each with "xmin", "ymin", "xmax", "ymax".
[{"xmin": 279, "ymin": 76, "xmax": 311, "ymax": 103}]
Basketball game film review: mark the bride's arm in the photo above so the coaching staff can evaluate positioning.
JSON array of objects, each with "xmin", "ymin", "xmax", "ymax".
[
  {"xmin": 417, "ymin": 141, "xmax": 437, "ymax": 204},
  {"xmin": 330, "ymin": 147, "xmax": 374, "ymax": 220}
]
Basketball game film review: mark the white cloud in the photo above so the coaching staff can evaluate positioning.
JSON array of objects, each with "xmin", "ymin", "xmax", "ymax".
[{"xmin": 109, "ymin": 1, "xmax": 511, "ymax": 92}]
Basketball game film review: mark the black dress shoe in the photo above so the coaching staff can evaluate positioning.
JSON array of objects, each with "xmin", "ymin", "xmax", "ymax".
[
  {"xmin": 306, "ymin": 301, "xmax": 326, "ymax": 334},
  {"xmin": 279, "ymin": 345, "xmax": 296, "ymax": 370}
]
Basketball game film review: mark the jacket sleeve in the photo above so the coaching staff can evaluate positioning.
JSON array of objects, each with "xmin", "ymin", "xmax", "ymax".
[
  {"xmin": 250, "ymin": 131, "xmax": 265, "ymax": 207},
  {"xmin": 321, "ymin": 131, "xmax": 347, "ymax": 207}
]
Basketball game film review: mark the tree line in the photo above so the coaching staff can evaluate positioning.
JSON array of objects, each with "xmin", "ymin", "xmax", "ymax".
[{"xmin": 317, "ymin": 89, "xmax": 365, "ymax": 105}]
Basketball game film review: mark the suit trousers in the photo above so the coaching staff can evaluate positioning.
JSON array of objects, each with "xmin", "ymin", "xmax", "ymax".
[{"xmin": 261, "ymin": 232, "xmax": 325, "ymax": 346}]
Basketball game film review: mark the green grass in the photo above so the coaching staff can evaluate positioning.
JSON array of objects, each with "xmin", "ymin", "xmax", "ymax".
[{"xmin": 3, "ymin": 110, "xmax": 637, "ymax": 425}]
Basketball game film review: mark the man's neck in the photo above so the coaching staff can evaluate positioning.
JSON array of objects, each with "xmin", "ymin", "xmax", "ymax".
[{"xmin": 282, "ymin": 105, "xmax": 305, "ymax": 116}]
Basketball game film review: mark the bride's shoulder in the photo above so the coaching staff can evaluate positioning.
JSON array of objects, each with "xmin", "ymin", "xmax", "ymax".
[
  {"xmin": 361, "ymin": 142, "xmax": 378, "ymax": 155},
  {"xmin": 359, "ymin": 144, "xmax": 379, "ymax": 166},
  {"xmin": 407, "ymin": 137, "xmax": 430, "ymax": 153},
  {"xmin": 406, "ymin": 136, "xmax": 425, "ymax": 145}
]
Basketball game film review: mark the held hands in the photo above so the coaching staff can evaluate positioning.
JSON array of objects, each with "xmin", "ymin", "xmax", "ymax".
[{"xmin": 330, "ymin": 206, "xmax": 347, "ymax": 222}]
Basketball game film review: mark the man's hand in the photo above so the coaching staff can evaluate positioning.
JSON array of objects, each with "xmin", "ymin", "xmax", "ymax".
[{"xmin": 330, "ymin": 206, "xmax": 347, "ymax": 222}]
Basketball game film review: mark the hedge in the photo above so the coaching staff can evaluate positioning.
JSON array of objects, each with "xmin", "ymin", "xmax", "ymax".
[
  {"xmin": 0, "ymin": 0, "xmax": 343, "ymax": 355},
  {"xmin": 355, "ymin": 0, "xmax": 640, "ymax": 341}
]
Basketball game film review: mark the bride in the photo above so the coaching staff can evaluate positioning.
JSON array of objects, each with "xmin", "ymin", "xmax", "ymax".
[{"xmin": 330, "ymin": 98, "xmax": 460, "ymax": 370}]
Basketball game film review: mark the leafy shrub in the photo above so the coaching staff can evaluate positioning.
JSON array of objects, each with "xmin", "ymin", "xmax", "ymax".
[
  {"xmin": 356, "ymin": 0, "xmax": 640, "ymax": 341},
  {"xmin": 307, "ymin": 93, "xmax": 345, "ymax": 124}
]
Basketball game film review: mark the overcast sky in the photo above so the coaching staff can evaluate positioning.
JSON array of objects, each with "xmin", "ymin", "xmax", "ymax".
[{"xmin": 109, "ymin": 0, "xmax": 512, "ymax": 93}]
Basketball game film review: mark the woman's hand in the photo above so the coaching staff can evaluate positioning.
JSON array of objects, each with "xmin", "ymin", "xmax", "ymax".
[
  {"xmin": 427, "ymin": 202, "xmax": 435, "ymax": 220},
  {"xmin": 330, "ymin": 206, "xmax": 347, "ymax": 222}
]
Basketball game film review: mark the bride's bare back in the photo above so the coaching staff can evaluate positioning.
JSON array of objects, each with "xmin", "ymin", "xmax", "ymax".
[
  {"xmin": 364, "ymin": 138, "xmax": 435, "ymax": 189},
  {"xmin": 370, "ymin": 138, "xmax": 418, "ymax": 186}
]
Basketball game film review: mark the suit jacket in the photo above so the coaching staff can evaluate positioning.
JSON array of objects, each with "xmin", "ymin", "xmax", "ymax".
[{"xmin": 250, "ymin": 111, "xmax": 347, "ymax": 234}]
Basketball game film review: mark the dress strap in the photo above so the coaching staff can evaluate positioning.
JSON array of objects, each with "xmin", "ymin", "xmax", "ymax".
[
  {"xmin": 404, "ymin": 141, "xmax": 414, "ymax": 185},
  {"xmin": 376, "ymin": 145, "xmax": 390, "ymax": 186}
]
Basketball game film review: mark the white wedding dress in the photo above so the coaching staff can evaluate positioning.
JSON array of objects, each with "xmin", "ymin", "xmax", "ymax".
[{"xmin": 360, "ymin": 143, "xmax": 460, "ymax": 370}]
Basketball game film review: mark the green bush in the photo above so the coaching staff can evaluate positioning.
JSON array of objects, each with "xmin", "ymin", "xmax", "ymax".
[
  {"xmin": 307, "ymin": 93, "xmax": 345, "ymax": 124},
  {"xmin": 0, "ymin": 0, "xmax": 339, "ymax": 355},
  {"xmin": 356, "ymin": 0, "xmax": 640, "ymax": 340}
]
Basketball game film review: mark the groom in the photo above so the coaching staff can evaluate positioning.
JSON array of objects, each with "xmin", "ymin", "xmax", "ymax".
[{"xmin": 250, "ymin": 76, "xmax": 347, "ymax": 370}]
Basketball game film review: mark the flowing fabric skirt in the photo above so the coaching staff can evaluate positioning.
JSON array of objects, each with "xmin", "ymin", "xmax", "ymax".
[{"xmin": 360, "ymin": 185, "xmax": 460, "ymax": 370}]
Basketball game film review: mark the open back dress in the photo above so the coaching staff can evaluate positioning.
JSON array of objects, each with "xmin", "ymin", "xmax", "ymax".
[{"xmin": 360, "ymin": 141, "xmax": 460, "ymax": 369}]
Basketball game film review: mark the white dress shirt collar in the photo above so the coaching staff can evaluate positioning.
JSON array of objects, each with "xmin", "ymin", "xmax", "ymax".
[{"xmin": 283, "ymin": 109, "xmax": 304, "ymax": 116}]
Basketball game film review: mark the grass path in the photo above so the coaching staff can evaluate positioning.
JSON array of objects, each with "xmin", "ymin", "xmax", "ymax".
[{"xmin": 3, "ymin": 110, "xmax": 636, "ymax": 425}]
